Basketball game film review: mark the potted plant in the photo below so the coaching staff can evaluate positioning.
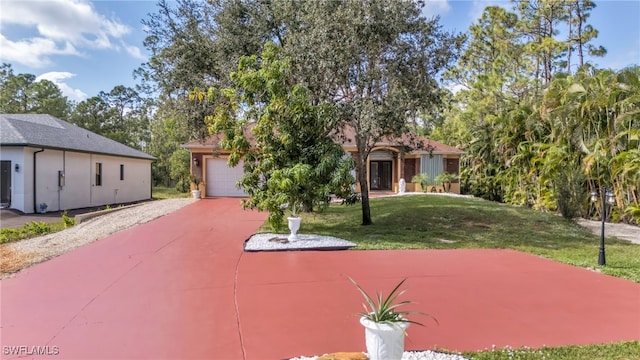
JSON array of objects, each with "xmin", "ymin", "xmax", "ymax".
[
  {"xmin": 287, "ymin": 202, "xmax": 302, "ymax": 241},
  {"xmin": 434, "ymin": 172, "xmax": 458, "ymax": 193},
  {"xmin": 411, "ymin": 173, "xmax": 431, "ymax": 193},
  {"xmin": 348, "ymin": 276, "xmax": 437, "ymax": 360},
  {"xmin": 190, "ymin": 175, "xmax": 203, "ymax": 199}
]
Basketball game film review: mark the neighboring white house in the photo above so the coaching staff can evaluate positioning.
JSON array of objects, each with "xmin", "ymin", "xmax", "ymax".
[{"xmin": 0, "ymin": 114, "xmax": 155, "ymax": 214}]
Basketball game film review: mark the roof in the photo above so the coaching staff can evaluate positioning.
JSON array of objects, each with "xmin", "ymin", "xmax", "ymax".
[
  {"xmin": 0, "ymin": 114, "xmax": 155, "ymax": 160},
  {"xmin": 183, "ymin": 123, "xmax": 463, "ymax": 155},
  {"xmin": 336, "ymin": 126, "xmax": 464, "ymax": 155},
  {"xmin": 183, "ymin": 124, "xmax": 256, "ymax": 150}
]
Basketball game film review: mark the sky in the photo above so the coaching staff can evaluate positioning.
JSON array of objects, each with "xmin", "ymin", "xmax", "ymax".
[{"xmin": 1, "ymin": 0, "xmax": 639, "ymax": 103}]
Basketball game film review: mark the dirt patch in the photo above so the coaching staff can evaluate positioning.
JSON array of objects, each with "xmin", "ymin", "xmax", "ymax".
[{"xmin": 0, "ymin": 244, "xmax": 36, "ymax": 275}]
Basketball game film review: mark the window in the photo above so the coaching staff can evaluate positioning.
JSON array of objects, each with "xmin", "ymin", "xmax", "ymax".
[
  {"xmin": 95, "ymin": 163, "xmax": 102, "ymax": 186},
  {"xmin": 120, "ymin": 164, "xmax": 124, "ymax": 180},
  {"xmin": 421, "ymin": 154, "xmax": 443, "ymax": 177}
]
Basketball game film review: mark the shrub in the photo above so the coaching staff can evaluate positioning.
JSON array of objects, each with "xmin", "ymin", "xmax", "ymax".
[
  {"xmin": 411, "ymin": 174, "xmax": 431, "ymax": 192},
  {"xmin": 434, "ymin": 172, "xmax": 459, "ymax": 193},
  {"xmin": 0, "ymin": 218, "xmax": 74, "ymax": 244},
  {"xmin": 62, "ymin": 213, "xmax": 76, "ymax": 228}
]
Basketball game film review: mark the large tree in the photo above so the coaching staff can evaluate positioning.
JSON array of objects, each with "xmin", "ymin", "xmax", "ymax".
[
  {"xmin": 0, "ymin": 63, "xmax": 69, "ymax": 119},
  {"xmin": 207, "ymin": 43, "xmax": 356, "ymax": 229},
  {"xmin": 281, "ymin": 1, "xmax": 463, "ymax": 225},
  {"xmin": 68, "ymin": 85, "xmax": 151, "ymax": 150},
  {"xmin": 140, "ymin": 0, "xmax": 463, "ymax": 225}
]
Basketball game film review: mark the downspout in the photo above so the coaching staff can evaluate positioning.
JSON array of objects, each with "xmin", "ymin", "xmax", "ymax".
[
  {"xmin": 59, "ymin": 151, "xmax": 65, "ymax": 211},
  {"xmin": 150, "ymin": 160, "xmax": 153, "ymax": 200},
  {"xmin": 33, "ymin": 148, "xmax": 45, "ymax": 213}
]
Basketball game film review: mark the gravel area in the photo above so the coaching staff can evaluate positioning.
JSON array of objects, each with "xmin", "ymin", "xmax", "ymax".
[
  {"xmin": 291, "ymin": 351, "xmax": 470, "ymax": 360},
  {"xmin": 245, "ymin": 233, "xmax": 356, "ymax": 251},
  {"xmin": 0, "ymin": 198, "xmax": 195, "ymax": 279}
]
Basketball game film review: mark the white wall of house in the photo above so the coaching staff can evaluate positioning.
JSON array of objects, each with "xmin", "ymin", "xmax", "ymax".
[
  {"xmin": 62, "ymin": 151, "xmax": 91, "ymax": 210},
  {"xmin": 1, "ymin": 146, "xmax": 152, "ymax": 213},
  {"xmin": 88, "ymin": 153, "xmax": 151, "ymax": 207}
]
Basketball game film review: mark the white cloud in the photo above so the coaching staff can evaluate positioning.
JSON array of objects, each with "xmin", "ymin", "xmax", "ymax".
[
  {"xmin": 420, "ymin": 0, "xmax": 451, "ymax": 18},
  {"xmin": 36, "ymin": 71, "xmax": 88, "ymax": 101},
  {"xmin": 0, "ymin": 34, "xmax": 81, "ymax": 68},
  {"xmin": 121, "ymin": 41, "xmax": 146, "ymax": 61},
  {"xmin": 446, "ymin": 83, "xmax": 468, "ymax": 95},
  {"xmin": 0, "ymin": 0, "xmax": 139, "ymax": 67}
]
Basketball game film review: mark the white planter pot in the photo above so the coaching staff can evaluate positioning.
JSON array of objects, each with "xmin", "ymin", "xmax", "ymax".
[
  {"xmin": 360, "ymin": 317, "xmax": 408, "ymax": 360},
  {"xmin": 191, "ymin": 190, "xmax": 201, "ymax": 199},
  {"xmin": 287, "ymin": 216, "xmax": 301, "ymax": 241}
]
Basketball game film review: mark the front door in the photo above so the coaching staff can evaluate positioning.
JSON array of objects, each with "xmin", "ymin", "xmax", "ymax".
[
  {"xmin": 370, "ymin": 161, "xmax": 392, "ymax": 190},
  {"xmin": 1, "ymin": 161, "xmax": 11, "ymax": 207}
]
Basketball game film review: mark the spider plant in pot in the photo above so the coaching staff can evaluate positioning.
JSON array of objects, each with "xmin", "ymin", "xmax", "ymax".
[
  {"xmin": 348, "ymin": 276, "xmax": 437, "ymax": 360},
  {"xmin": 287, "ymin": 202, "xmax": 302, "ymax": 241}
]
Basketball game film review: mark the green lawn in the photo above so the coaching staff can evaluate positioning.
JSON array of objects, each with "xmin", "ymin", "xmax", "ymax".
[
  {"xmin": 152, "ymin": 186, "xmax": 190, "ymax": 199},
  {"xmin": 463, "ymin": 341, "xmax": 640, "ymax": 359},
  {"xmin": 298, "ymin": 195, "xmax": 640, "ymax": 282}
]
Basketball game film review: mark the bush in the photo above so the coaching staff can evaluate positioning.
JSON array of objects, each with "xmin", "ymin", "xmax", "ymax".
[
  {"xmin": 62, "ymin": 213, "xmax": 76, "ymax": 228},
  {"xmin": 552, "ymin": 168, "xmax": 585, "ymax": 219},
  {"xmin": 411, "ymin": 174, "xmax": 431, "ymax": 192},
  {"xmin": 434, "ymin": 172, "xmax": 458, "ymax": 193},
  {"xmin": 0, "ymin": 219, "xmax": 73, "ymax": 244},
  {"xmin": 25, "ymin": 221, "xmax": 51, "ymax": 235}
]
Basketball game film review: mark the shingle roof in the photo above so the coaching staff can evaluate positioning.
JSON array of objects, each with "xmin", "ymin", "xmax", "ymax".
[
  {"xmin": 338, "ymin": 126, "xmax": 464, "ymax": 155},
  {"xmin": 183, "ymin": 123, "xmax": 464, "ymax": 155},
  {"xmin": 0, "ymin": 114, "xmax": 155, "ymax": 160}
]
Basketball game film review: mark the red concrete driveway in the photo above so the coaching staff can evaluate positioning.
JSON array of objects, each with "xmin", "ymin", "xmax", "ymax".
[{"xmin": 1, "ymin": 198, "xmax": 639, "ymax": 359}]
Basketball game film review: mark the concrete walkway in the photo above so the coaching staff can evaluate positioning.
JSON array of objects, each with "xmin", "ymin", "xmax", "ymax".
[
  {"xmin": 1, "ymin": 198, "xmax": 639, "ymax": 359},
  {"xmin": 577, "ymin": 218, "xmax": 640, "ymax": 245}
]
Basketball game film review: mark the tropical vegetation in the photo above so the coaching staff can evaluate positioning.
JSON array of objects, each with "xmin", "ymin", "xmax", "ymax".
[{"xmin": 431, "ymin": 2, "xmax": 639, "ymax": 224}]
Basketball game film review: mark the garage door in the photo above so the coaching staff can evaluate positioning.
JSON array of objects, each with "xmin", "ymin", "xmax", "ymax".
[{"xmin": 205, "ymin": 158, "xmax": 247, "ymax": 197}]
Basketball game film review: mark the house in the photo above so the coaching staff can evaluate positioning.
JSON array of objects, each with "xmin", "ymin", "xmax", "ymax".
[
  {"xmin": 0, "ymin": 114, "xmax": 155, "ymax": 213},
  {"xmin": 183, "ymin": 126, "xmax": 463, "ymax": 197},
  {"xmin": 339, "ymin": 127, "xmax": 465, "ymax": 194}
]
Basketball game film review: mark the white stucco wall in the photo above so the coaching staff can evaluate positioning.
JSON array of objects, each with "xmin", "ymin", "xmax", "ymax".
[
  {"xmin": 62, "ymin": 151, "xmax": 91, "ymax": 210},
  {"xmin": 88, "ymin": 154, "xmax": 151, "ymax": 207},
  {"xmin": 1, "ymin": 146, "xmax": 152, "ymax": 213}
]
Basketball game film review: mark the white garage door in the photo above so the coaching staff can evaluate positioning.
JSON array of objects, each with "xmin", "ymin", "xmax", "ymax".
[{"xmin": 205, "ymin": 158, "xmax": 247, "ymax": 197}]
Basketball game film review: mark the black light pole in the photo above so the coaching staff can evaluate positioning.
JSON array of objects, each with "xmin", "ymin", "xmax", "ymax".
[{"xmin": 591, "ymin": 188, "xmax": 615, "ymax": 266}]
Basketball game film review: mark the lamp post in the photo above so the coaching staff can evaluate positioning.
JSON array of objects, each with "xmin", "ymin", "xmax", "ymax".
[{"xmin": 590, "ymin": 188, "xmax": 616, "ymax": 266}]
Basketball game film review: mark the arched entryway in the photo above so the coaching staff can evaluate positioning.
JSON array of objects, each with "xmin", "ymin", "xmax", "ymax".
[{"xmin": 368, "ymin": 148, "xmax": 400, "ymax": 191}]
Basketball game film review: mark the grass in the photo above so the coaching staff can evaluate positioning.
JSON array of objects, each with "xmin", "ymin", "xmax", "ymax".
[
  {"xmin": 152, "ymin": 186, "xmax": 190, "ymax": 199},
  {"xmin": 297, "ymin": 195, "xmax": 640, "ymax": 282},
  {"xmin": 1, "ymin": 214, "xmax": 75, "ymax": 244},
  {"xmin": 463, "ymin": 341, "xmax": 640, "ymax": 359}
]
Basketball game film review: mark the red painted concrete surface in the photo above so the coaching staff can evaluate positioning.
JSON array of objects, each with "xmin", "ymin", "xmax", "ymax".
[{"xmin": 1, "ymin": 198, "xmax": 639, "ymax": 360}]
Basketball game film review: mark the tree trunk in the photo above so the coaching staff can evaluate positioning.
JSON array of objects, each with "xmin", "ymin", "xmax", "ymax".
[
  {"xmin": 576, "ymin": 1, "xmax": 584, "ymax": 66},
  {"xmin": 356, "ymin": 155, "xmax": 372, "ymax": 225}
]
